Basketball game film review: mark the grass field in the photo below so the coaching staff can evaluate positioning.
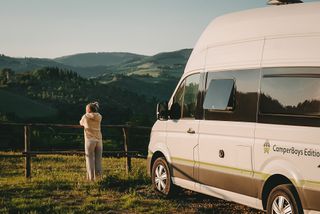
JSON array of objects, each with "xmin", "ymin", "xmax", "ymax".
[{"xmin": 0, "ymin": 153, "xmax": 263, "ymax": 213}]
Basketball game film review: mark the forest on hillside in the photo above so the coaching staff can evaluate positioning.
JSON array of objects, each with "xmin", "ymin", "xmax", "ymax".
[
  {"xmin": 0, "ymin": 49, "xmax": 191, "ymax": 151},
  {"xmin": 0, "ymin": 67, "xmax": 157, "ymax": 125},
  {"xmin": 0, "ymin": 67, "xmax": 161, "ymax": 152}
]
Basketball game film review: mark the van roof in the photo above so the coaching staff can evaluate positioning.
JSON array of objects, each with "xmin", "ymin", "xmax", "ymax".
[{"xmin": 185, "ymin": 2, "xmax": 320, "ymax": 73}]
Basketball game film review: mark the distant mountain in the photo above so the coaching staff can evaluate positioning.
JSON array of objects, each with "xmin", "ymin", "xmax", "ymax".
[
  {"xmin": 0, "ymin": 54, "xmax": 68, "ymax": 73},
  {"xmin": 144, "ymin": 49, "xmax": 192, "ymax": 65},
  {"xmin": 0, "ymin": 49, "xmax": 192, "ymax": 79},
  {"xmin": 95, "ymin": 49, "xmax": 192, "ymax": 101},
  {"xmin": 97, "ymin": 49, "xmax": 192, "ymax": 78},
  {"xmin": 54, "ymin": 52, "xmax": 146, "ymax": 67}
]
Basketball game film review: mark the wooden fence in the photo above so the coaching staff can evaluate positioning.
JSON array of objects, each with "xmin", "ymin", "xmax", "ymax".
[{"xmin": 0, "ymin": 123, "xmax": 151, "ymax": 179}]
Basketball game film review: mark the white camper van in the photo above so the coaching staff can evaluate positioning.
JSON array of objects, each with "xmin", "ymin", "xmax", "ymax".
[{"xmin": 147, "ymin": 2, "xmax": 320, "ymax": 214}]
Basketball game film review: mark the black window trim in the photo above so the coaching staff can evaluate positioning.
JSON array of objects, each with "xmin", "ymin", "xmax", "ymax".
[
  {"xmin": 259, "ymin": 112, "xmax": 320, "ymax": 119},
  {"xmin": 263, "ymin": 73, "xmax": 320, "ymax": 78}
]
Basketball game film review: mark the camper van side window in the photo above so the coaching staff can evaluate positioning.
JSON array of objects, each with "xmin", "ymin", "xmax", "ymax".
[
  {"xmin": 203, "ymin": 79, "xmax": 235, "ymax": 111},
  {"xmin": 171, "ymin": 79, "xmax": 185, "ymax": 119},
  {"xmin": 182, "ymin": 74, "xmax": 200, "ymax": 118},
  {"xmin": 170, "ymin": 73, "xmax": 200, "ymax": 119},
  {"xmin": 259, "ymin": 68, "xmax": 320, "ymax": 127},
  {"xmin": 260, "ymin": 75, "xmax": 320, "ymax": 117}
]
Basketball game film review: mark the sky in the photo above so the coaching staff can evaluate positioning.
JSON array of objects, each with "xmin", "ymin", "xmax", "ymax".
[{"xmin": 0, "ymin": 0, "xmax": 319, "ymax": 58}]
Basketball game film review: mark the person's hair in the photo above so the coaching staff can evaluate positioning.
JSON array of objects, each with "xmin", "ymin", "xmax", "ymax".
[{"xmin": 87, "ymin": 102, "xmax": 99, "ymax": 113}]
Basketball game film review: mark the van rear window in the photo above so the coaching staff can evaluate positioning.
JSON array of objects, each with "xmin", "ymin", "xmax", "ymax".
[{"xmin": 260, "ymin": 75, "xmax": 320, "ymax": 117}]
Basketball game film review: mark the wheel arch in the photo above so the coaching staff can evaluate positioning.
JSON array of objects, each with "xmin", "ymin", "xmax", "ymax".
[
  {"xmin": 261, "ymin": 174, "xmax": 303, "ymax": 210},
  {"xmin": 150, "ymin": 151, "xmax": 167, "ymax": 173}
]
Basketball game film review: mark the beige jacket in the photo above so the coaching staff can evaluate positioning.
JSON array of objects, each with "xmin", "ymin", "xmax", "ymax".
[{"xmin": 80, "ymin": 113, "xmax": 102, "ymax": 141}]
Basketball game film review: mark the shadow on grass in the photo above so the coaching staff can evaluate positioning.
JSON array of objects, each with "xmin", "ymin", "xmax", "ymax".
[
  {"xmin": 99, "ymin": 174, "xmax": 264, "ymax": 214},
  {"xmin": 98, "ymin": 174, "xmax": 150, "ymax": 192}
]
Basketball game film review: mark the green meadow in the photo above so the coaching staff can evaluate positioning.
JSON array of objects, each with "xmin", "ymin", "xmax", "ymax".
[{"xmin": 0, "ymin": 153, "xmax": 263, "ymax": 213}]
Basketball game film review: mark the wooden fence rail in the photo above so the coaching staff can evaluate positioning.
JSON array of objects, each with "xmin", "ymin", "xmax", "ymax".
[{"xmin": 0, "ymin": 123, "xmax": 151, "ymax": 179}]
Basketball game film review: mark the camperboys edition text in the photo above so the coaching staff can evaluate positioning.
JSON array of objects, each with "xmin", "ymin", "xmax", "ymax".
[{"xmin": 271, "ymin": 144, "xmax": 320, "ymax": 158}]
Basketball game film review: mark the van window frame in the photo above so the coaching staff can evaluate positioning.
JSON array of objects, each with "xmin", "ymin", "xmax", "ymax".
[
  {"xmin": 258, "ymin": 67, "xmax": 320, "ymax": 127},
  {"xmin": 169, "ymin": 72, "xmax": 202, "ymax": 120},
  {"xmin": 202, "ymin": 69, "xmax": 260, "ymax": 122}
]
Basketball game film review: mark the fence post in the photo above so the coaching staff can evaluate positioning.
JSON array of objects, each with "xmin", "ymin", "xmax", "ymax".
[
  {"xmin": 24, "ymin": 125, "xmax": 31, "ymax": 179},
  {"xmin": 122, "ymin": 127, "xmax": 131, "ymax": 174}
]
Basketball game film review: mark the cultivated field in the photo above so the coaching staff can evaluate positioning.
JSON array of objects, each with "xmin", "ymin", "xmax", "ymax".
[{"xmin": 0, "ymin": 153, "xmax": 263, "ymax": 213}]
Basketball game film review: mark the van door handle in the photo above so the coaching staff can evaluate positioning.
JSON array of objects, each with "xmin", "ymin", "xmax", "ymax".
[{"xmin": 187, "ymin": 128, "xmax": 195, "ymax": 134}]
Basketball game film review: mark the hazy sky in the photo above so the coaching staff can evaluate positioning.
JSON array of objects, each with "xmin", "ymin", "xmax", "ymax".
[{"xmin": 0, "ymin": 0, "xmax": 318, "ymax": 58}]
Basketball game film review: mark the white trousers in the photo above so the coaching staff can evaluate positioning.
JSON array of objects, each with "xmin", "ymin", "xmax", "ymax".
[{"xmin": 85, "ymin": 139, "xmax": 103, "ymax": 181}]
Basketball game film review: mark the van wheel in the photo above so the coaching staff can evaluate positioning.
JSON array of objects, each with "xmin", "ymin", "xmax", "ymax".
[
  {"xmin": 151, "ymin": 157, "xmax": 173, "ymax": 197},
  {"xmin": 266, "ymin": 184, "xmax": 303, "ymax": 214}
]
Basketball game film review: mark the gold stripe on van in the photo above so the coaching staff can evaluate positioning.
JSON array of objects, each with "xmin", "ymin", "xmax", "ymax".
[
  {"xmin": 171, "ymin": 156, "xmax": 320, "ymax": 189},
  {"xmin": 172, "ymin": 156, "xmax": 253, "ymax": 177}
]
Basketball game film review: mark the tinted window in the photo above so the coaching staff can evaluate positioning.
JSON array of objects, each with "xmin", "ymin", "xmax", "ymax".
[
  {"xmin": 260, "ymin": 76, "xmax": 320, "ymax": 116},
  {"xmin": 203, "ymin": 79, "xmax": 235, "ymax": 111},
  {"xmin": 171, "ymin": 73, "xmax": 200, "ymax": 119},
  {"xmin": 204, "ymin": 70, "xmax": 260, "ymax": 122},
  {"xmin": 173, "ymin": 79, "xmax": 185, "ymax": 110},
  {"xmin": 258, "ymin": 67, "xmax": 320, "ymax": 127},
  {"xmin": 183, "ymin": 74, "xmax": 200, "ymax": 118}
]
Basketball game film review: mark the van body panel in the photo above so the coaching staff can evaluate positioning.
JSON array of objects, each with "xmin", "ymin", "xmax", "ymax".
[
  {"xmin": 184, "ymin": 50, "xmax": 207, "ymax": 75},
  {"xmin": 199, "ymin": 121, "xmax": 255, "ymax": 197},
  {"xmin": 205, "ymin": 40, "xmax": 264, "ymax": 72},
  {"xmin": 254, "ymin": 123, "xmax": 320, "ymax": 210},
  {"xmin": 148, "ymin": 2, "xmax": 320, "ymax": 212},
  {"xmin": 166, "ymin": 119, "xmax": 200, "ymax": 182},
  {"xmin": 147, "ymin": 120, "xmax": 169, "ymax": 175},
  {"xmin": 186, "ymin": 3, "xmax": 320, "ymax": 74},
  {"xmin": 262, "ymin": 35, "xmax": 320, "ymax": 68}
]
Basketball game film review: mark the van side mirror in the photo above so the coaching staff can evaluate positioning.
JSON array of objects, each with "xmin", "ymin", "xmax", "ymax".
[{"xmin": 157, "ymin": 101, "xmax": 168, "ymax": 120}]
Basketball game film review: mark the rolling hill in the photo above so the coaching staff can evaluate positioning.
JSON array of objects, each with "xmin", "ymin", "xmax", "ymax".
[
  {"xmin": 95, "ymin": 49, "xmax": 192, "ymax": 100},
  {"xmin": 0, "ymin": 49, "xmax": 192, "ymax": 79},
  {"xmin": 0, "ymin": 49, "xmax": 192, "ymax": 124},
  {"xmin": 0, "ymin": 54, "xmax": 68, "ymax": 73},
  {"xmin": 0, "ymin": 89, "xmax": 57, "ymax": 119},
  {"xmin": 54, "ymin": 52, "xmax": 146, "ymax": 67},
  {"xmin": 102, "ymin": 48, "xmax": 192, "ymax": 77}
]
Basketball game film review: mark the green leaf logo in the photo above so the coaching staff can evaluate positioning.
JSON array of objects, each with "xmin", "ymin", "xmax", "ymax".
[{"xmin": 263, "ymin": 141, "xmax": 271, "ymax": 154}]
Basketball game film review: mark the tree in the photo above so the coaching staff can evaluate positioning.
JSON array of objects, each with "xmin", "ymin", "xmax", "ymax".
[{"xmin": 0, "ymin": 68, "xmax": 15, "ymax": 83}]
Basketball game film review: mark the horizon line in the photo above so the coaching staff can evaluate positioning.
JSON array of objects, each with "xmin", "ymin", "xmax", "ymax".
[{"xmin": 1, "ymin": 47, "xmax": 193, "ymax": 60}]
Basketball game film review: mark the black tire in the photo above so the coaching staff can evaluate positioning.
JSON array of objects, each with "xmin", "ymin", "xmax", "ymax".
[
  {"xmin": 266, "ymin": 184, "xmax": 303, "ymax": 214},
  {"xmin": 151, "ymin": 157, "xmax": 174, "ymax": 197}
]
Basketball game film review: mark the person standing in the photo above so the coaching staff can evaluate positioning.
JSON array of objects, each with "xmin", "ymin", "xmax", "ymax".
[{"xmin": 80, "ymin": 102, "xmax": 103, "ymax": 181}]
